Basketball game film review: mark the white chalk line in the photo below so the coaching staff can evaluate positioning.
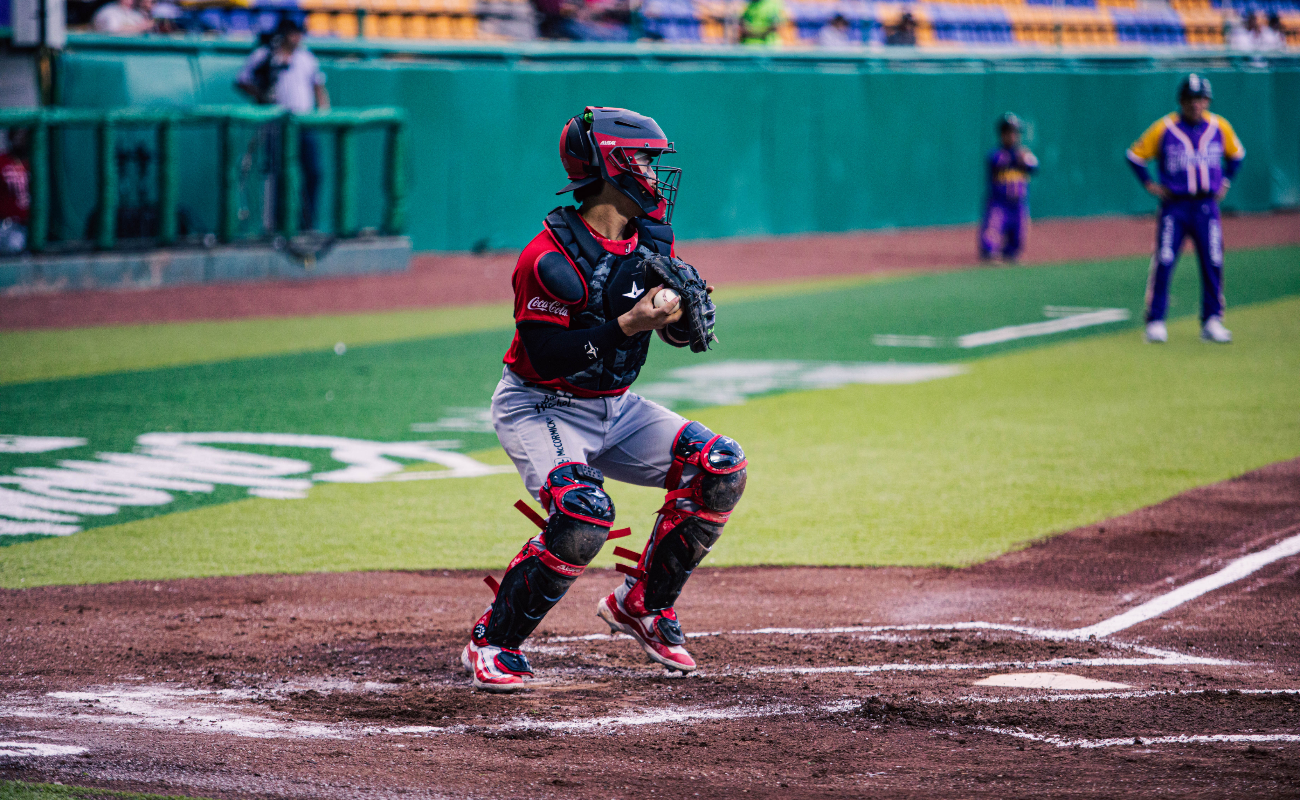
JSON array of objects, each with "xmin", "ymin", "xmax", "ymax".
[
  {"xmin": 735, "ymin": 653, "xmax": 1238, "ymax": 677},
  {"xmin": 550, "ymin": 529, "xmax": 1300, "ymax": 651},
  {"xmin": 981, "ymin": 727, "xmax": 1300, "ymax": 750},
  {"xmin": 0, "ymin": 741, "xmax": 88, "ymax": 758},
  {"xmin": 872, "ymin": 307, "xmax": 1131, "ymax": 350},
  {"xmin": 953, "ymin": 688, "xmax": 1300, "ymax": 705},
  {"xmin": 6, "ymin": 682, "xmax": 1299, "ymax": 748}
]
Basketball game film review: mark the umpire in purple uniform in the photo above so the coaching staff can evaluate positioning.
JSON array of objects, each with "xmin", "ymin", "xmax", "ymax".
[{"xmin": 1126, "ymin": 74, "xmax": 1245, "ymax": 344}]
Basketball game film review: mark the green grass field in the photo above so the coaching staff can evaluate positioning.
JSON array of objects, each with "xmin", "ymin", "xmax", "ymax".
[
  {"xmin": 2, "ymin": 246, "xmax": 1298, "ymax": 587},
  {"xmin": 0, "ymin": 781, "xmax": 206, "ymax": 800}
]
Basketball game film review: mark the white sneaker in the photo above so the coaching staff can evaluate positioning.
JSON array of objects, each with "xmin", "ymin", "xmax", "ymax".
[
  {"xmin": 1201, "ymin": 316, "xmax": 1232, "ymax": 343},
  {"xmin": 1145, "ymin": 321, "xmax": 1168, "ymax": 343}
]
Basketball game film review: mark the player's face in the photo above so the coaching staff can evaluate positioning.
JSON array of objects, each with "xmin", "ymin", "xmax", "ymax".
[
  {"xmin": 630, "ymin": 150, "xmax": 656, "ymax": 181},
  {"xmin": 1181, "ymin": 97, "xmax": 1209, "ymax": 123},
  {"xmin": 1000, "ymin": 129, "xmax": 1020, "ymax": 149}
]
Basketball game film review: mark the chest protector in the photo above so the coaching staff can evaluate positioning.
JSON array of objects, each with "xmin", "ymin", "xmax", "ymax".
[{"xmin": 543, "ymin": 206, "xmax": 674, "ymax": 393}]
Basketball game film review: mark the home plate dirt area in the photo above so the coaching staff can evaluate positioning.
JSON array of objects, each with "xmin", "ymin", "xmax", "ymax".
[{"xmin": 3, "ymin": 460, "xmax": 1300, "ymax": 799}]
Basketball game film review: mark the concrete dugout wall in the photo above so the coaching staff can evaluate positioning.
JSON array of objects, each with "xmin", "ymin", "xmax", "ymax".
[{"xmin": 53, "ymin": 37, "xmax": 1300, "ymax": 252}]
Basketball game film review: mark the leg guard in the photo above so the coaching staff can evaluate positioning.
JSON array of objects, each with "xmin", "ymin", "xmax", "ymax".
[
  {"xmin": 479, "ymin": 463, "xmax": 615, "ymax": 650},
  {"xmin": 622, "ymin": 422, "xmax": 747, "ymax": 622}
]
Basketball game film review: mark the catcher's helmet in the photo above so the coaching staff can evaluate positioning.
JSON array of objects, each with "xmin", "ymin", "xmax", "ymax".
[
  {"xmin": 998, "ymin": 112, "xmax": 1022, "ymax": 134},
  {"xmin": 558, "ymin": 107, "xmax": 681, "ymax": 223},
  {"xmin": 1178, "ymin": 73, "xmax": 1213, "ymax": 102}
]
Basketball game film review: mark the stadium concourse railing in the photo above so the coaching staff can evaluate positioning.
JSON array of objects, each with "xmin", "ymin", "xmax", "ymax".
[{"xmin": 0, "ymin": 105, "xmax": 408, "ymax": 253}]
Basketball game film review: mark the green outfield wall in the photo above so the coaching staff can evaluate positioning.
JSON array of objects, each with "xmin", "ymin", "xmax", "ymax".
[{"xmin": 51, "ymin": 37, "xmax": 1300, "ymax": 251}]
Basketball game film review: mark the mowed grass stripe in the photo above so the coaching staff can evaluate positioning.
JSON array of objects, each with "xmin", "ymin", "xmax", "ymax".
[
  {"xmin": 0, "ymin": 302, "xmax": 514, "ymax": 387},
  {"xmin": 6, "ymin": 244, "xmax": 1297, "ymax": 386},
  {"xmin": 4, "ymin": 295, "xmax": 1297, "ymax": 588},
  {"xmin": 0, "ymin": 271, "xmax": 902, "ymax": 386}
]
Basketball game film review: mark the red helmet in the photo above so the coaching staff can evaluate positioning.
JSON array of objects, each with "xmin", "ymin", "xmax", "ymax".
[{"xmin": 558, "ymin": 106, "xmax": 681, "ymax": 223}]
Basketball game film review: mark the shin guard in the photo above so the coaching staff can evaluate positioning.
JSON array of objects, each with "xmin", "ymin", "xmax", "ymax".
[
  {"xmin": 480, "ymin": 463, "xmax": 617, "ymax": 650},
  {"xmin": 623, "ymin": 422, "xmax": 747, "ymax": 616}
]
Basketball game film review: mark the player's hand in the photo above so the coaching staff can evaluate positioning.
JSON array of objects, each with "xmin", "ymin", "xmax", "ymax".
[
  {"xmin": 618, "ymin": 284, "xmax": 680, "ymax": 335},
  {"xmin": 1216, "ymin": 180, "xmax": 1231, "ymax": 202},
  {"xmin": 1145, "ymin": 182, "xmax": 1170, "ymax": 202}
]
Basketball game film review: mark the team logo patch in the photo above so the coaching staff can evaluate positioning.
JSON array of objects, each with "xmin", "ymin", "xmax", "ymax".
[{"xmin": 527, "ymin": 297, "xmax": 570, "ymax": 317}]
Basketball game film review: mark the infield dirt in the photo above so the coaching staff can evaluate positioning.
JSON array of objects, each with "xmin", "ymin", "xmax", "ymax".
[{"xmin": 2, "ymin": 459, "xmax": 1299, "ymax": 798}]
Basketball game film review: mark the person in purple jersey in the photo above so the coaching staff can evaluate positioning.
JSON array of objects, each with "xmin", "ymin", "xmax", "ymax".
[
  {"xmin": 1126, "ymin": 74, "xmax": 1245, "ymax": 344},
  {"xmin": 979, "ymin": 113, "xmax": 1038, "ymax": 263}
]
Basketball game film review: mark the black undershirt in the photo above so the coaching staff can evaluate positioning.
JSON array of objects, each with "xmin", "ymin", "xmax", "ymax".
[{"xmin": 517, "ymin": 320, "xmax": 629, "ymax": 381}]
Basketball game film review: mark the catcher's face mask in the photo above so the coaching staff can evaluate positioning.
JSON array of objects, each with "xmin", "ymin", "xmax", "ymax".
[{"xmin": 557, "ymin": 107, "xmax": 681, "ymax": 223}]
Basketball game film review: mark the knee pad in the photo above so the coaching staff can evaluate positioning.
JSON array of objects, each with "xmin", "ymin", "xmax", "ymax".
[
  {"xmin": 666, "ymin": 422, "xmax": 748, "ymax": 518},
  {"xmin": 539, "ymin": 462, "xmax": 615, "ymax": 565}
]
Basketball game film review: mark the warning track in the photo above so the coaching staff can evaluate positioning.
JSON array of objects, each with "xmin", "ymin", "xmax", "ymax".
[{"xmin": 1, "ymin": 458, "xmax": 1299, "ymax": 798}]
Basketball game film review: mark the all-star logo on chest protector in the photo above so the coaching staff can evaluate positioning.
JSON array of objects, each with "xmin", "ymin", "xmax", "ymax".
[{"xmin": 542, "ymin": 206, "xmax": 675, "ymax": 393}]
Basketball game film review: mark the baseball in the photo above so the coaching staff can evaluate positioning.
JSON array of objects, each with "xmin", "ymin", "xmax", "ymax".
[{"xmin": 653, "ymin": 288, "xmax": 680, "ymax": 309}]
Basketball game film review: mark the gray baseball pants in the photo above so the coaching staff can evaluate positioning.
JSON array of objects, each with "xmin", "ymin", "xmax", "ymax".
[{"xmin": 491, "ymin": 366, "xmax": 700, "ymax": 505}]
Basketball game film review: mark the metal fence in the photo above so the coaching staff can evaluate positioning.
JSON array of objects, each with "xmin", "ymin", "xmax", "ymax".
[{"xmin": 0, "ymin": 105, "xmax": 407, "ymax": 253}]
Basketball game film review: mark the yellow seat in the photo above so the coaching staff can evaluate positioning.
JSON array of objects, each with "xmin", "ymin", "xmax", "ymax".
[
  {"xmin": 306, "ymin": 10, "xmax": 333, "ymax": 33},
  {"xmin": 333, "ymin": 10, "xmax": 359, "ymax": 36},
  {"xmin": 428, "ymin": 13, "xmax": 453, "ymax": 37},
  {"xmin": 403, "ymin": 13, "xmax": 429, "ymax": 37}
]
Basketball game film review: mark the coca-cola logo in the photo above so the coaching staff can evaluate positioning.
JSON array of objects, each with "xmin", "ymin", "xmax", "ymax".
[{"xmin": 527, "ymin": 297, "xmax": 570, "ymax": 317}]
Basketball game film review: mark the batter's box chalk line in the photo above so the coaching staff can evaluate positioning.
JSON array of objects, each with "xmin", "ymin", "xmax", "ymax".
[
  {"xmin": 550, "ymin": 528, "xmax": 1300, "ymax": 666},
  {"xmin": 980, "ymin": 728, "xmax": 1300, "ymax": 750}
]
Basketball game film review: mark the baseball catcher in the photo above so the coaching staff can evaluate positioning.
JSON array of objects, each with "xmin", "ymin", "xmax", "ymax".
[{"xmin": 461, "ymin": 107, "xmax": 747, "ymax": 692}]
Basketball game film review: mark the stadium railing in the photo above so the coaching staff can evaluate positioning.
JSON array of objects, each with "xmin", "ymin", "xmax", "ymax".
[{"xmin": 0, "ymin": 105, "xmax": 407, "ymax": 253}]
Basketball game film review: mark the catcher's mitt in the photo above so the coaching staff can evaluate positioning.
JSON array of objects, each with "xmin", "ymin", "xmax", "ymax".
[{"xmin": 642, "ymin": 254, "xmax": 717, "ymax": 353}]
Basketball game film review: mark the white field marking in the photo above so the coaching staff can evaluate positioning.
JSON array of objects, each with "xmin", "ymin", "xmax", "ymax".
[
  {"xmin": 973, "ymin": 672, "xmax": 1131, "ymax": 690},
  {"xmin": 556, "ymin": 529, "xmax": 1300, "ymax": 649},
  {"xmin": 870, "ymin": 334, "xmax": 945, "ymax": 348},
  {"xmin": 981, "ymin": 727, "xmax": 1300, "ymax": 749},
  {"xmin": 635, "ymin": 360, "xmax": 965, "ymax": 408},
  {"xmin": 14, "ymin": 688, "xmax": 349, "ymax": 740},
  {"xmin": 1071, "ymin": 529, "xmax": 1300, "ymax": 639},
  {"xmin": 737, "ymin": 652, "xmax": 1238, "ymax": 677},
  {"xmin": 871, "ymin": 308, "xmax": 1131, "ymax": 349},
  {"xmin": 0, "ymin": 741, "xmax": 88, "ymax": 757},
  {"xmin": 952, "ymin": 688, "xmax": 1300, "ymax": 705},
  {"xmin": 956, "ymin": 308, "xmax": 1131, "ymax": 348},
  {"xmin": 0, "ymin": 436, "xmax": 88, "ymax": 454}
]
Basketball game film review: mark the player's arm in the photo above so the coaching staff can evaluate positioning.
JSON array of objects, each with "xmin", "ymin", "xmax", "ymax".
[
  {"xmin": 235, "ymin": 48, "xmax": 271, "ymax": 103},
  {"xmin": 517, "ymin": 320, "xmax": 626, "ymax": 380},
  {"xmin": 1017, "ymin": 148, "xmax": 1039, "ymax": 173},
  {"xmin": 518, "ymin": 290, "xmax": 680, "ymax": 379},
  {"xmin": 1126, "ymin": 118, "xmax": 1168, "ymax": 200},
  {"xmin": 1219, "ymin": 116, "xmax": 1246, "ymax": 187}
]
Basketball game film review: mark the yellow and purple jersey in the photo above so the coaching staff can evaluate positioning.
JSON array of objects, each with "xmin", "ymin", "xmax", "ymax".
[
  {"xmin": 1126, "ymin": 112, "xmax": 1244, "ymax": 197},
  {"xmin": 986, "ymin": 146, "xmax": 1037, "ymax": 204}
]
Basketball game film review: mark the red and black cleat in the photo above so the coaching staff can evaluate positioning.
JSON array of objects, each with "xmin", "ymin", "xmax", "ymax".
[
  {"xmin": 597, "ymin": 582, "xmax": 696, "ymax": 672},
  {"xmin": 461, "ymin": 609, "xmax": 534, "ymax": 693}
]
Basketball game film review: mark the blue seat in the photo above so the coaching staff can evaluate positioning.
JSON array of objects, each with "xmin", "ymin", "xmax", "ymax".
[{"xmin": 226, "ymin": 9, "xmax": 253, "ymax": 32}]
